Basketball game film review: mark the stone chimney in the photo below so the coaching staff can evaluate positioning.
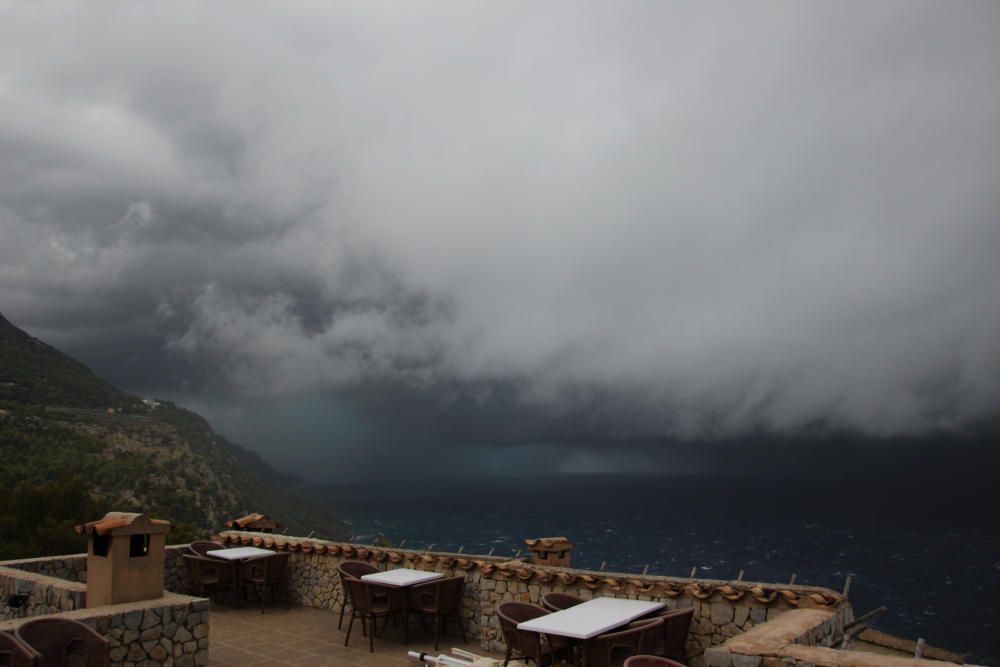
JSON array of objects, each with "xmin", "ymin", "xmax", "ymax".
[
  {"xmin": 524, "ymin": 536, "xmax": 574, "ymax": 567},
  {"xmin": 76, "ymin": 512, "xmax": 170, "ymax": 608}
]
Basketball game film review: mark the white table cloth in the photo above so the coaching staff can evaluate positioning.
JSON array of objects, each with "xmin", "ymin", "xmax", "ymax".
[
  {"xmin": 517, "ymin": 597, "xmax": 665, "ymax": 639},
  {"xmin": 205, "ymin": 546, "xmax": 275, "ymax": 560},
  {"xmin": 361, "ymin": 568, "xmax": 444, "ymax": 587}
]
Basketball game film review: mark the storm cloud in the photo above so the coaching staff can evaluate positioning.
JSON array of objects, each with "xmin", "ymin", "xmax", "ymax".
[{"xmin": 2, "ymin": 1, "xmax": 999, "ymax": 460}]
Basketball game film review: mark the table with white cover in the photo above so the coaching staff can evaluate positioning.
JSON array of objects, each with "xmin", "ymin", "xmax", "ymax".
[
  {"xmin": 517, "ymin": 597, "xmax": 665, "ymax": 639},
  {"xmin": 361, "ymin": 568, "xmax": 444, "ymax": 588},
  {"xmin": 205, "ymin": 546, "xmax": 276, "ymax": 607},
  {"xmin": 359, "ymin": 568, "xmax": 445, "ymax": 643},
  {"xmin": 206, "ymin": 546, "xmax": 276, "ymax": 560}
]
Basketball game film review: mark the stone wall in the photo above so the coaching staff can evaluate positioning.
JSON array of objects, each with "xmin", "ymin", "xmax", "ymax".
[
  {"xmin": 0, "ymin": 553, "xmax": 88, "ymax": 583},
  {"xmin": 0, "ymin": 566, "xmax": 87, "ymax": 621},
  {"xmin": 0, "ymin": 592, "xmax": 210, "ymax": 667},
  {"xmin": 1, "ymin": 545, "xmax": 194, "ymax": 597},
  {"xmin": 164, "ymin": 544, "xmax": 192, "ymax": 594},
  {"xmin": 218, "ymin": 530, "xmax": 850, "ymax": 665}
]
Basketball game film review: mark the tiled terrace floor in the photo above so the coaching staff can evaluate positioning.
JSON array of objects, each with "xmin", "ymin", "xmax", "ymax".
[{"xmin": 209, "ymin": 603, "xmax": 503, "ymax": 666}]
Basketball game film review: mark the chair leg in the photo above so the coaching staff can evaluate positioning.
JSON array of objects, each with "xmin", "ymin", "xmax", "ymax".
[
  {"xmin": 433, "ymin": 612, "xmax": 440, "ymax": 651},
  {"xmin": 369, "ymin": 616, "xmax": 375, "ymax": 653},
  {"xmin": 457, "ymin": 611, "xmax": 468, "ymax": 644},
  {"xmin": 338, "ymin": 601, "xmax": 346, "ymax": 629},
  {"xmin": 504, "ymin": 647, "xmax": 512, "ymax": 667},
  {"xmin": 345, "ymin": 612, "xmax": 355, "ymax": 647}
]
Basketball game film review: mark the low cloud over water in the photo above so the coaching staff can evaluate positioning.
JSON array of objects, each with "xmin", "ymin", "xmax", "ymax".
[{"xmin": 2, "ymin": 2, "xmax": 999, "ymax": 470}]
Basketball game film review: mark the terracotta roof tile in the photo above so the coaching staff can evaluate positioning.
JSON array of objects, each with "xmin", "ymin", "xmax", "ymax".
[{"xmin": 215, "ymin": 530, "xmax": 846, "ymax": 609}]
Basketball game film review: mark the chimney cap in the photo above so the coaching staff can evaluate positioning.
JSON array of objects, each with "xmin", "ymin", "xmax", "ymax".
[
  {"xmin": 524, "ymin": 536, "xmax": 574, "ymax": 550},
  {"xmin": 226, "ymin": 513, "xmax": 281, "ymax": 530},
  {"xmin": 76, "ymin": 512, "xmax": 170, "ymax": 536}
]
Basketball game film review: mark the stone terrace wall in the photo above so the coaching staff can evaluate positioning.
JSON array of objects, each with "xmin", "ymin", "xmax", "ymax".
[
  {"xmin": 218, "ymin": 530, "xmax": 850, "ymax": 665},
  {"xmin": 1, "ymin": 545, "xmax": 195, "ymax": 597},
  {"xmin": 0, "ymin": 592, "xmax": 210, "ymax": 667},
  {"xmin": 0, "ymin": 553, "xmax": 88, "ymax": 583},
  {"xmin": 0, "ymin": 566, "xmax": 87, "ymax": 621}
]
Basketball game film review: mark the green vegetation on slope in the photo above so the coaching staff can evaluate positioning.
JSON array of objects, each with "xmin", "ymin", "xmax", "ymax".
[{"xmin": 0, "ymin": 312, "xmax": 349, "ymax": 559}]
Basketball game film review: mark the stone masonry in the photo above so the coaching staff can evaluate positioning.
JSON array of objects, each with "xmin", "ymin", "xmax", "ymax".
[{"xmin": 0, "ymin": 592, "xmax": 210, "ymax": 666}]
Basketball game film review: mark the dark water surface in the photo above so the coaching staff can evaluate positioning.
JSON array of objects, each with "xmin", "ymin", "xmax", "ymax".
[{"xmin": 322, "ymin": 474, "xmax": 999, "ymax": 665}]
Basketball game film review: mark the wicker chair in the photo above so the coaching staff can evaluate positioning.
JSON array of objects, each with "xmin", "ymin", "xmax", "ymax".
[
  {"xmin": 15, "ymin": 618, "xmax": 109, "ymax": 667},
  {"xmin": 187, "ymin": 540, "xmax": 225, "ymax": 558},
  {"xmin": 624, "ymin": 657, "xmax": 686, "ymax": 667},
  {"xmin": 540, "ymin": 592, "xmax": 585, "ymax": 612},
  {"xmin": 407, "ymin": 575, "xmax": 468, "ymax": 650},
  {"xmin": 496, "ymin": 601, "xmax": 570, "ymax": 667},
  {"xmin": 579, "ymin": 617, "xmax": 664, "ymax": 667},
  {"xmin": 240, "ymin": 552, "xmax": 291, "ymax": 613},
  {"xmin": 0, "ymin": 630, "xmax": 39, "ymax": 667},
  {"xmin": 343, "ymin": 577, "xmax": 407, "ymax": 652},
  {"xmin": 337, "ymin": 561, "xmax": 381, "ymax": 630},
  {"xmin": 182, "ymin": 553, "xmax": 237, "ymax": 602},
  {"xmin": 647, "ymin": 608, "xmax": 693, "ymax": 662}
]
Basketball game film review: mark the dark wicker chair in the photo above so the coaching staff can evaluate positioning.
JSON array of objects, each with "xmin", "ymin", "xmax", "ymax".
[
  {"xmin": 0, "ymin": 630, "xmax": 39, "ymax": 667},
  {"xmin": 496, "ymin": 601, "xmax": 569, "ymax": 667},
  {"xmin": 337, "ymin": 561, "xmax": 381, "ymax": 630},
  {"xmin": 343, "ymin": 577, "xmax": 407, "ymax": 652},
  {"xmin": 579, "ymin": 617, "xmax": 663, "ymax": 667},
  {"xmin": 407, "ymin": 575, "xmax": 468, "ymax": 650},
  {"xmin": 240, "ymin": 552, "xmax": 291, "ymax": 613},
  {"xmin": 624, "ymin": 657, "xmax": 686, "ymax": 667},
  {"xmin": 540, "ymin": 591, "xmax": 585, "ymax": 612},
  {"xmin": 15, "ymin": 618, "xmax": 109, "ymax": 667},
  {"xmin": 647, "ymin": 608, "xmax": 693, "ymax": 662},
  {"xmin": 182, "ymin": 553, "xmax": 237, "ymax": 602},
  {"xmin": 187, "ymin": 541, "xmax": 225, "ymax": 558}
]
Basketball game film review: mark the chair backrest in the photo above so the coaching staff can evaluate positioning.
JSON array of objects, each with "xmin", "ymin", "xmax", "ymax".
[
  {"xmin": 265, "ymin": 552, "xmax": 290, "ymax": 579},
  {"xmin": 582, "ymin": 617, "xmax": 663, "ymax": 667},
  {"xmin": 15, "ymin": 618, "xmax": 109, "ymax": 667},
  {"xmin": 338, "ymin": 560, "xmax": 379, "ymax": 578},
  {"xmin": 540, "ymin": 591, "xmax": 584, "ymax": 612},
  {"xmin": 633, "ymin": 618, "xmax": 665, "ymax": 656},
  {"xmin": 342, "ymin": 575, "xmax": 398, "ymax": 613},
  {"xmin": 0, "ymin": 630, "xmax": 40, "ymax": 667},
  {"xmin": 183, "ymin": 553, "xmax": 235, "ymax": 587},
  {"xmin": 188, "ymin": 541, "xmax": 224, "ymax": 557},
  {"xmin": 410, "ymin": 575, "xmax": 465, "ymax": 612},
  {"xmin": 656, "ymin": 608, "xmax": 693, "ymax": 659},
  {"xmin": 624, "ymin": 656, "xmax": 686, "ymax": 667},
  {"xmin": 496, "ymin": 602, "xmax": 549, "ymax": 662}
]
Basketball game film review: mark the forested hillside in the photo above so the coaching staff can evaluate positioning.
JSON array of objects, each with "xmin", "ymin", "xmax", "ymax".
[{"xmin": 0, "ymin": 312, "xmax": 349, "ymax": 559}]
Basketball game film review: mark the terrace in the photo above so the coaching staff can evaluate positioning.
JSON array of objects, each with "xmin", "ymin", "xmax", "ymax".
[{"xmin": 0, "ymin": 518, "xmax": 975, "ymax": 667}]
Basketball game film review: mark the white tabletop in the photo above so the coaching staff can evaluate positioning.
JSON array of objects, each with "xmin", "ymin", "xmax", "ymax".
[
  {"xmin": 205, "ymin": 546, "xmax": 275, "ymax": 560},
  {"xmin": 517, "ymin": 597, "xmax": 665, "ymax": 640},
  {"xmin": 361, "ymin": 568, "xmax": 444, "ymax": 587}
]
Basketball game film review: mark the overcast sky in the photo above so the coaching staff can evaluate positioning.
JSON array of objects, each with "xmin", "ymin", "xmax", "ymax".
[{"xmin": 2, "ymin": 2, "xmax": 999, "ymax": 479}]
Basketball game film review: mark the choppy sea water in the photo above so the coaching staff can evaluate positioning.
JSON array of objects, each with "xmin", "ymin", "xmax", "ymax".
[{"xmin": 321, "ymin": 474, "xmax": 999, "ymax": 665}]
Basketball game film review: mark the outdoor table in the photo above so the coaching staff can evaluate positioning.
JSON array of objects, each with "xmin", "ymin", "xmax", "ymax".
[
  {"xmin": 361, "ymin": 568, "xmax": 445, "ymax": 643},
  {"xmin": 517, "ymin": 597, "xmax": 665, "ymax": 665},
  {"xmin": 361, "ymin": 568, "xmax": 444, "ymax": 588},
  {"xmin": 206, "ymin": 547, "xmax": 276, "ymax": 608}
]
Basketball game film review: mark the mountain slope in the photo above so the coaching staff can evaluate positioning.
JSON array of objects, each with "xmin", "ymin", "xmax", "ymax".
[{"xmin": 0, "ymin": 312, "xmax": 349, "ymax": 552}]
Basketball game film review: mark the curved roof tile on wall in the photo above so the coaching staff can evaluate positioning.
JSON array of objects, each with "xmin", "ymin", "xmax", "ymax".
[{"xmin": 216, "ymin": 531, "xmax": 844, "ymax": 609}]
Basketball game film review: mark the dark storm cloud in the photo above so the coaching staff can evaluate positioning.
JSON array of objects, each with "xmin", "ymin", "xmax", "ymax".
[{"xmin": 2, "ymin": 1, "xmax": 1000, "ymax": 451}]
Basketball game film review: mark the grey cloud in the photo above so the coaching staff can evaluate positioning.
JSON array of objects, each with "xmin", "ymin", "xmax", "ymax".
[{"xmin": 1, "ymin": 1, "xmax": 999, "ymax": 451}]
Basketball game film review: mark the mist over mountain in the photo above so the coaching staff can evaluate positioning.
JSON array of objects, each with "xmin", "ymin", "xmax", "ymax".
[{"xmin": 0, "ymin": 311, "xmax": 349, "ymax": 556}]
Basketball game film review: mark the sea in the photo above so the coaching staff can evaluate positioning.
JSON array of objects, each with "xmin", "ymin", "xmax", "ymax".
[{"xmin": 321, "ymin": 473, "xmax": 999, "ymax": 665}]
